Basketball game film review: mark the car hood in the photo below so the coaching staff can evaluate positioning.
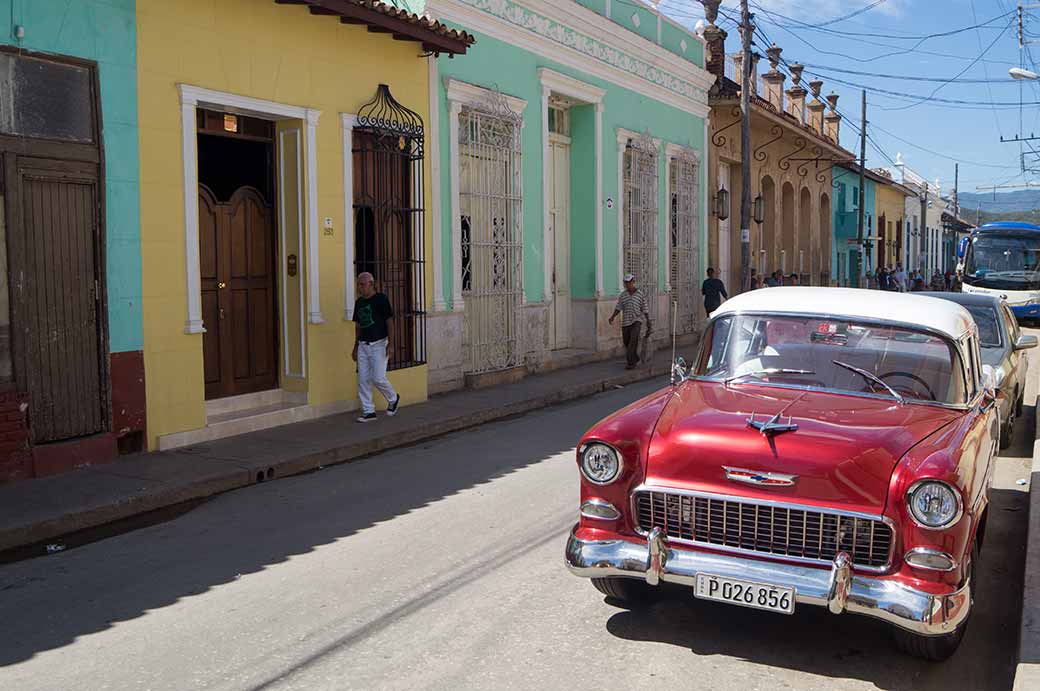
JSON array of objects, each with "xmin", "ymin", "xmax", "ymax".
[{"xmin": 645, "ymin": 381, "xmax": 963, "ymax": 514}]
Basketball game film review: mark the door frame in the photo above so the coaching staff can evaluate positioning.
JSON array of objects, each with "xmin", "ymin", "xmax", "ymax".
[
  {"xmin": 548, "ymin": 132, "xmax": 572, "ymax": 350},
  {"xmin": 5, "ymin": 156, "xmax": 110, "ymax": 437},
  {"xmin": 0, "ymin": 47, "xmax": 110, "ymax": 442},
  {"xmin": 177, "ymin": 85, "xmax": 322, "ymax": 338}
]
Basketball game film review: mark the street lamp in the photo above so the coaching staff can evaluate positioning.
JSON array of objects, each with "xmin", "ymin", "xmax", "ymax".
[
  {"xmin": 753, "ymin": 194, "xmax": 764, "ymax": 224},
  {"xmin": 715, "ymin": 186, "xmax": 730, "ymax": 221},
  {"xmin": 1010, "ymin": 67, "xmax": 1040, "ymax": 80}
]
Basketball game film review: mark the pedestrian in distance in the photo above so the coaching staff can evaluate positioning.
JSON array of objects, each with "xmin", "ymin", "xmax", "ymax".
[
  {"xmin": 788, "ymin": 273, "xmax": 800, "ymax": 286},
  {"xmin": 608, "ymin": 273, "xmax": 651, "ymax": 370},
  {"xmin": 894, "ymin": 263, "xmax": 908, "ymax": 292},
  {"xmin": 749, "ymin": 268, "xmax": 758, "ymax": 289},
  {"xmin": 930, "ymin": 268, "xmax": 945, "ymax": 291},
  {"xmin": 701, "ymin": 267, "xmax": 728, "ymax": 317},
  {"xmin": 352, "ymin": 272, "xmax": 401, "ymax": 423}
]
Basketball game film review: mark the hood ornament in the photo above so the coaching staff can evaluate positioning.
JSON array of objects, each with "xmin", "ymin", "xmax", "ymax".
[
  {"xmin": 747, "ymin": 411, "xmax": 798, "ymax": 437},
  {"xmin": 723, "ymin": 467, "xmax": 798, "ymax": 487}
]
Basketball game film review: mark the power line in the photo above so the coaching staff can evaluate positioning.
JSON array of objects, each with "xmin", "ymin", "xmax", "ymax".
[
  {"xmin": 798, "ymin": 63, "xmax": 1016, "ymax": 84},
  {"xmin": 870, "ymin": 123, "xmax": 1020, "ymax": 169},
  {"xmin": 751, "ymin": 5, "xmax": 1012, "ymax": 42},
  {"xmin": 816, "ymin": 0, "xmax": 891, "ymax": 27}
]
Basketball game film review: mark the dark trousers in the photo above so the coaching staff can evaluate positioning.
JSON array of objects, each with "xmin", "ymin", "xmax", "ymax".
[{"xmin": 622, "ymin": 322, "xmax": 641, "ymax": 366}]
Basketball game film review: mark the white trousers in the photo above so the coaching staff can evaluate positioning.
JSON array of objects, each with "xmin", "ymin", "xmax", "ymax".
[{"xmin": 358, "ymin": 339, "xmax": 398, "ymax": 414}]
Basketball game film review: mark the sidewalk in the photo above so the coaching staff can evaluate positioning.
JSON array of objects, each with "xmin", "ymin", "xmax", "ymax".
[
  {"xmin": 0, "ymin": 348, "xmax": 679, "ymax": 556},
  {"xmin": 1016, "ymin": 394, "xmax": 1040, "ymax": 690}
]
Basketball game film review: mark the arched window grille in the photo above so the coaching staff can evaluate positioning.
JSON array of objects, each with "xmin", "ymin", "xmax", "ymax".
[
  {"xmin": 353, "ymin": 84, "xmax": 426, "ymax": 370},
  {"xmin": 669, "ymin": 148, "xmax": 699, "ymax": 332}
]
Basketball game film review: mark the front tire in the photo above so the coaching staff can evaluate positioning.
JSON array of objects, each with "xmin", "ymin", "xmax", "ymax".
[
  {"xmin": 1000, "ymin": 412, "xmax": 1014, "ymax": 449},
  {"xmin": 891, "ymin": 544, "xmax": 976, "ymax": 661},
  {"xmin": 591, "ymin": 577, "xmax": 658, "ymax": 605}
]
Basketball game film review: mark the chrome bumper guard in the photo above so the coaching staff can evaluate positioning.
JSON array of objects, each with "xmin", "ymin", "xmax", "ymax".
[{"xmin": 565, "ymin": 525, "xmax": 970, "ymax": 636}]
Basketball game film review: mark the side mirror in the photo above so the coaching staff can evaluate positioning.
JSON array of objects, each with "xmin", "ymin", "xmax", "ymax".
[
  {"xmin": 671, "ymin": 356, "xmax": 690, "ymax": 385},
  {"xmin": 1015, "ymin": 334, "xmax": 1038, "ymax": 351}
]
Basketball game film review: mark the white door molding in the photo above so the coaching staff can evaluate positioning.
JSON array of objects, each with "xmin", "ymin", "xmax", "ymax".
[{"xmin": 176, "ymin": 84, "xmax": 323, "ymax": 332}]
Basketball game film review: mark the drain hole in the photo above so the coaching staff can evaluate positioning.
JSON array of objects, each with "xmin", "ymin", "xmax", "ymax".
[
  {"xmin": 256, "ymin": 471, "xmax": 264, "ymax": 483},
  {"xmin": 266, "ymin": 468, "xmax": 274, "ymax": 480}
]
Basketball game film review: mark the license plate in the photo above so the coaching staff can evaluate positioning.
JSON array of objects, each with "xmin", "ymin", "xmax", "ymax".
[{"xmin": 694, "ymin": 573, "xmax": 795, "ymax": 614}]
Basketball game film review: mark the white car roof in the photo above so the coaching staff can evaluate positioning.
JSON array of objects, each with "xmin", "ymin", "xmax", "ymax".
[{"xmin": 712, "ymin": 287, "xmax": 975, "ymax": 340}]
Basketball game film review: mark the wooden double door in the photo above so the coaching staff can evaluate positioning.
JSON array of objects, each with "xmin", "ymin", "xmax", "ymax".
[{"xmin": 199, "ymin": 185, "xmax": 278, "ymax": 400}]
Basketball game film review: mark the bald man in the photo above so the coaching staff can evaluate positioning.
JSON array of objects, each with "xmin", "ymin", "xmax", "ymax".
[{"xmin": 352, "ymin": 272, "xmax": 400, "ymax": 422}]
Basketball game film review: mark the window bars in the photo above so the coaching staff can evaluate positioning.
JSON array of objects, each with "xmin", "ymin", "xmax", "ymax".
[
  {"xmin": 624, "ymin": 131, "xmax": 659, "ymax": 323},
  {"xmin": 669, "ymin": 149, "xmax": 699, "ymax": 333},
  {"xmin": 458, "ymin": 88, "xmax": 524, "ymax": 374},
  {"xmin": 353, "ymin": 84, "xmax": 427, "ymax": 370}
]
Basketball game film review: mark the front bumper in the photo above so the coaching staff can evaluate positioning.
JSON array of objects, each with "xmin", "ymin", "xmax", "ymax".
[{"xmin": 565, "ymin": 525, "xmax": 970, "ymax": 636}]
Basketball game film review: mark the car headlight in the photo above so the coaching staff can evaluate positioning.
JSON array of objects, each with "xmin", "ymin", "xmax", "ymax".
[
  {"xmin": 906, "ymin": 480, "xmax": 962, "ymax": 529},
  {"xmin": 579, "ymin": 442, "xmax": 622, "ymax": 485}
]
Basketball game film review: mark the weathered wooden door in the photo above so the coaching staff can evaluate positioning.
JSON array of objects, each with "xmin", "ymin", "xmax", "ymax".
[
  {"xmin": 6, "ymin": 157, "xmax": 106, "ymax": 443},
  {"xmin": 199, "ymin": 185, "xmax": 277, "ymax": 399}
]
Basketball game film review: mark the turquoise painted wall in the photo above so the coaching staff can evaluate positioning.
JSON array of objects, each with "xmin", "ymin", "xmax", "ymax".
[
  {"xmin": 2, "ymin": 0, "xmax": 141, "ymax": 353},
  {"xmin": 832, "ymin": 167, "xmax": 876, "ymax": 286},
  {"xmin": 437, "ymin": 23, "xmax": 706, "ymax": 304}
]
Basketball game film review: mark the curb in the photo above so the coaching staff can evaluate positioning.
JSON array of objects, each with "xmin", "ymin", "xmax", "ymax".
[
  {"xmin": 1015, "ymin": 394, "xmax": 1040, "ymax": 690},
  {"xmin": 0, "ymin": 361, "xmax": 671, "ymax": 554}
]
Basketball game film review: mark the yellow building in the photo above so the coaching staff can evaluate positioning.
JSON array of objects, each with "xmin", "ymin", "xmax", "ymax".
[
  {"xmin": 873, "ymin": 172, "xmax": 916, "ymax": 271},
  {"xmin": 137, "ymin": 0, "xmax": 472, "ymax": 449}
]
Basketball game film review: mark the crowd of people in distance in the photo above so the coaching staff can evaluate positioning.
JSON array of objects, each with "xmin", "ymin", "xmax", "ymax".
[{"xmin": 742, "ymin": 262, "xmax": 962, "ymax": 293}]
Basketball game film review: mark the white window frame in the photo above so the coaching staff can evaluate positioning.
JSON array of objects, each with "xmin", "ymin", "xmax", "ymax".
[
  {"xmin": 446, "ymin": 79, "xmax": 528, "ymax": 313},
  {"xmin": 616, "ymin": 127, "xmax": 661, "ymax": 293}
]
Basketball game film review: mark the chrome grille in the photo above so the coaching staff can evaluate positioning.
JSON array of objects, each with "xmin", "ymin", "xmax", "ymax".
[{"xmin": 634, "ymin": 490, "xmax": 893, "ymax": 569}]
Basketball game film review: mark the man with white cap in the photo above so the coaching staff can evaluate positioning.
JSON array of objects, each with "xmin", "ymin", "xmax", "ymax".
[{"xmin": 608, "ymin": 273, "xmax": 651, "ymax": 369}]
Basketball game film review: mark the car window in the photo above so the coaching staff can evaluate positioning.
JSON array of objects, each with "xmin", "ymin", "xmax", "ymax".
[
  {"xmin": 1003, "ymin": 304, "xmax": 1020, "ymax": 343},
  {"xmin": 965, "ymin": 305, "xmax": 1002, "ymax": 348},
  {"xmin": 698, "ymin": 315, "xmax": 967, "ymax": 404}
]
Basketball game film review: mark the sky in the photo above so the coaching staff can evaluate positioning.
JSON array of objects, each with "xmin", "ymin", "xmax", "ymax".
[{"xmin": 656, "ymin": 0, "xmax": 1038, "ymax": 207}]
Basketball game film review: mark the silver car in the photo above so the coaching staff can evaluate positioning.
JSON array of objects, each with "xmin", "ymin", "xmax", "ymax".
[{"xmin": 922, "ymin": 291, "xmax": 1037, "ymax": 447}]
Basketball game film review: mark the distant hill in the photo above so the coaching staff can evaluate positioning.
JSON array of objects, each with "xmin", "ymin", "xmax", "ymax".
[{"xmin": 959, "ymin": 189, "xmax": 1040, "ymax": 214}]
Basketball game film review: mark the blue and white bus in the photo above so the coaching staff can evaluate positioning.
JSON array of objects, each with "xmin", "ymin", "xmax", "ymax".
[{"xmin": 959, "ymin": 222, "xmax": 1040, "ymax": 321}]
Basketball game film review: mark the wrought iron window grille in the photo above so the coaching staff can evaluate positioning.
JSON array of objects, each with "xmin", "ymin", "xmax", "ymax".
[{"xmin": 353, "ymin": 84, "xmax": 427, "ymax": 371}]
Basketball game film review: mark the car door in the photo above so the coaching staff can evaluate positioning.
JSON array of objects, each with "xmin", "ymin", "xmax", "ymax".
[{"xmin": 1001, "ymin": 303, "xmax": 1024, "ymax": 411}]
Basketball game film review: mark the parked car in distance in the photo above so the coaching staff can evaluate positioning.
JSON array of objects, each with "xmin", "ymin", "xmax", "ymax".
[
  {"xmin": 566, "ymin": 288, "xmax": 1000, "ymax": 661},
  {"xmin": 920, "ymin": 291, "xmax": 1037, "ymax": 448}
]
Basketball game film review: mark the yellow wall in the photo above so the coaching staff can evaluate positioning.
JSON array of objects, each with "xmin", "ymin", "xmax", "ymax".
[
  {"xmin": 138, "ymin": 0, "xmax": 432, "ymax": 449},
  {"xmin": 875, "ymin": 182, "xmax": 908, "ymax": 267}
]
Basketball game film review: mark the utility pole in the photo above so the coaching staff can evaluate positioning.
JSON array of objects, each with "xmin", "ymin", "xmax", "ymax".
[
  {"xmin": 920, "ymin": 181, "xmax": 929, "ymax": 274},
  {"xmin": 953, "ymin": 162, "xmax": 959, "ymax": 218},
  {"xmin": 856, "ymin": 90, "xmax": 867, "ymax": 285},
  {"xmin": 738, "ymin": 0, "xmax": 753, "ymax": 292}
]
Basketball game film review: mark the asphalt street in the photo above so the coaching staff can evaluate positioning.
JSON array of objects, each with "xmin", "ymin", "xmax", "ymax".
[{"xmin": 0, "ymin": 334, "xmax": 1036, "ymax": 691}]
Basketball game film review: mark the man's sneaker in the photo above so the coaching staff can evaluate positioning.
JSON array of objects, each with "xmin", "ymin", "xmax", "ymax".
[
  {"xmin": 357, "ymin": 412, "xmax": 377, "ymax": 423},
  {"xmin": 386, "ymin": 395, "xmax": 401, "ymax": 416}
]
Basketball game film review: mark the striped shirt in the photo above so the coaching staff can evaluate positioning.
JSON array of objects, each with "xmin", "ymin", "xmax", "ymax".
[{"xmin": 615, "ymin": 289, "xmax": 650, "ymax": 327}]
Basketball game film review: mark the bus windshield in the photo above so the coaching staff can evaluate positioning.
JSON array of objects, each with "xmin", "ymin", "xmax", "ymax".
[{"xmin": 963, "ymin": 233, "xmax": 1040, "ymax": 291}]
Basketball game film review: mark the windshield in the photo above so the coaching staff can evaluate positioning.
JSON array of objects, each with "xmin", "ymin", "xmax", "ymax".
[
  {"xmin": 964, "ymin": 233, "xmax": 1040, "ymax": 291},
  {"xmin": 697, "ymin": 315, "xmax": 967, "ymax": 404},
  {"xmin": 963, "ymin": 305, "xmax": 1002, "ymax": 348}
]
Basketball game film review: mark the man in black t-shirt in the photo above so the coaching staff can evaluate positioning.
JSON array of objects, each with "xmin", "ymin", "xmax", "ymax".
[
  {"xmin": 352, "ymin": 272, "xmax": 400, "ymax": 422},
  {"xmin": 701, "ymin": 267, "xmax": 728, "ymax": 317}
]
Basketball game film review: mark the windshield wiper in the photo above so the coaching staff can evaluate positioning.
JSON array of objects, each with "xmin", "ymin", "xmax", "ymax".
[
  {"xmin": 832, "ymin": 360, "xmax": 904, "ymax": 404},
  {"xmin": 724, "ymin": 368, "xmax": 815, "ymax": 384}
]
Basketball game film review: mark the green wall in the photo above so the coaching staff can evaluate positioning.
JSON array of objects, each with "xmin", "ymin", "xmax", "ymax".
[
  {"xmin": 437, "ymin": 23, "xmax": 706, "ymax": 304},
  {"xmin": 2, "ymin": 0, "xmax": 141, "ymax": 353}
]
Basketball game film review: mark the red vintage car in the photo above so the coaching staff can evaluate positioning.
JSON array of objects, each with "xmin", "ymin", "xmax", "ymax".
[{"xmin": 566, "ymin": 287, "xmax": 1000, "ymax": 660}]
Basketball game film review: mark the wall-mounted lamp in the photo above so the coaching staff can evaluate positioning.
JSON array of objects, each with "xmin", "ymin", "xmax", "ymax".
[
  {"xmin": 753, "ymin": 195, "xmax": 765, "ymax": 224},
  {"xmin": 715, "ymin": 186, "xmax": 730, "ymax": 221}
]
